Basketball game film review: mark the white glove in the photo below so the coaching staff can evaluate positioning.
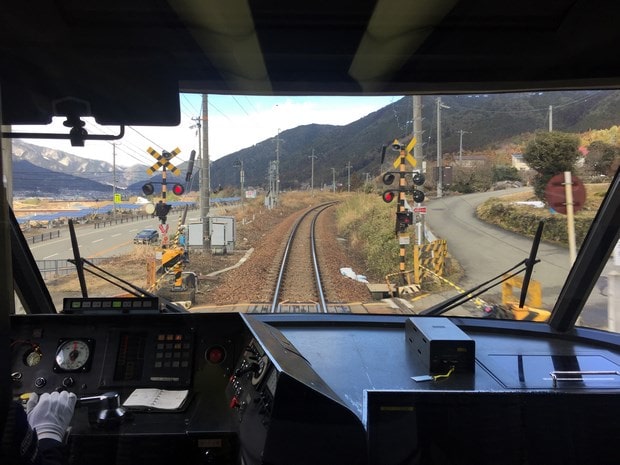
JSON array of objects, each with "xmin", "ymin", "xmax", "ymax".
[{"xmin": 26, "ymin": 391, "xmax": 77, "ymax": 442}]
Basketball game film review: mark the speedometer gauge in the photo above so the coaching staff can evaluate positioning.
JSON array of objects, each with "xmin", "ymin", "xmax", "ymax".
[{"xmin": 53, "ymin": 339, "xmax": 94, "ymax": 372}]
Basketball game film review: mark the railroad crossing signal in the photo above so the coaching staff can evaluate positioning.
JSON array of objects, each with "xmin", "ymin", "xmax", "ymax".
[
  {"xmin": 383, "ymin": 138, "xmax": 426, "ymax": 237},
  {"xmin": 142, "ymin": 146, "xmax": 186, "ymax": 201},
  {"xmin": 381, "ymin": 171, "xmax": 425, "ymax": 205},
  {"xmin": 146, "ymin": 147, "xmax": 181, "ymax": 176},
  {"xmin": 171, "ymin": 184, "xmax": 185, "ymax": 196}
]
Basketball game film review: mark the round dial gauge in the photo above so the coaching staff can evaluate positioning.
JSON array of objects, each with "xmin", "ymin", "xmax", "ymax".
[
  {"xmin": 24, "ymin": 349, "xmax": 42, "ymax": 367},
  {"xmin": 55, "ymin": 339, "xmax": 92, "ymax": 372}
]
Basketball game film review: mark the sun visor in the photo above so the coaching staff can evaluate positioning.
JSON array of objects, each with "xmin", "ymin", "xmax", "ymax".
[{"xmin": 1, "ymin": 70, "xmax": 180, "ymax": 127}]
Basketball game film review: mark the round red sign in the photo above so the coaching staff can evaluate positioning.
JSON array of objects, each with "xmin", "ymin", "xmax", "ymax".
[{"xmin": 544, "ymin": 173, "xmax": 586, "ymax": 214}]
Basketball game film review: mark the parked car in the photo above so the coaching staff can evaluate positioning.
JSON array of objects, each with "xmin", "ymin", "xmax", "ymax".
[{"xmin": 133, "ymin": 228, "xmax": 159, "ymax": 245}]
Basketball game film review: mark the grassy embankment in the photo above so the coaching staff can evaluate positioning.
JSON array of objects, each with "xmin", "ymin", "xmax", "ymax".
[
  {"xmin": 334, "ymin": 193, "xmax": 462, "ymax": 288},
  {"xmin": 476, "ymin": 184, "xmax": 609, "ymax": 247},
  {"xmin": 334, "ymin": 184, "xmax": 610, "ymax": 286}
]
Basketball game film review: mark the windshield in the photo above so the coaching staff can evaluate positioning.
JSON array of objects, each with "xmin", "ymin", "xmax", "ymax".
[{"xmin": 12, "ymin": 91, "xmax": 620, "ymax": 332}]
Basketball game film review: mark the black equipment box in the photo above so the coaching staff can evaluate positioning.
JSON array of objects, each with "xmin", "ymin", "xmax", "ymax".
[{"xmin": 405, "ymin": 317, "xmax": 475, "ymax": 373}]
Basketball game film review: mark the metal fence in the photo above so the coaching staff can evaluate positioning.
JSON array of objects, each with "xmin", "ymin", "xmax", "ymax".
[
  {"xmin": 36, "ymin": 257, "xmax": 110, "ymax": 280},
  {"xmin": 93, "ymin": 214, "xmax": 152, "ymax": 229},
  {"xmin": 23, "ymin": 230, "xmax": 61, "ymax": 244}
]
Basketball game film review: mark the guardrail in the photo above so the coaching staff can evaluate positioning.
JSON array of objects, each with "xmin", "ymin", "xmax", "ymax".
[
  {"xmin": 92, "ymin": 205, "xmax": 200, "ymax": 229},
  {"xmin": 93, "ymin": 214, "xmax": 152, "ymax": 228},
  {"xmin": 24, "ymin": 230, "xmax": 61, "ymax": 244},
  {"xmin": 36, "ymin": 257, "xmax": 110, "ymax": 280}
]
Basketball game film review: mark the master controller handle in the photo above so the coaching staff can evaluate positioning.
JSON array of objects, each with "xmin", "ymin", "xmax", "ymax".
[{"xmin": 79, "ymin": 391, "xmax": 129, "ymax": 428}]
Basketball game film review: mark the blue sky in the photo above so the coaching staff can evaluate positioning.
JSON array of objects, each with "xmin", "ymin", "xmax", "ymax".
[{"xmin": 16, "ymin": 95, "xmax": 402, "ymax": 168}]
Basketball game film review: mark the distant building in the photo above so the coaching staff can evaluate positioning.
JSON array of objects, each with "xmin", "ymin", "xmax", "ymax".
[
  {"xmin": 455, "ymin": 155, "xmax": 488, "ymax": 168},
  {"xmin": 511, "ymin": 153, "xmax": 530, "ymax": 170}
]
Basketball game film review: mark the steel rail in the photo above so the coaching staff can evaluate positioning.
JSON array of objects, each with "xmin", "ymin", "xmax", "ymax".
[
  {"xmin": 270, "ymin": 202, "xmax": 335, "ymax": 313},
  {"xmin": 310, "ymin": 204, "xmax": 332, "ymax": 313}
]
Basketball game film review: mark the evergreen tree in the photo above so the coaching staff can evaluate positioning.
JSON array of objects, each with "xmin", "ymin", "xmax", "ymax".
[
  {"xmin": 523, "ymin": 131, "xmax": 580, "ymax": 201},
  {"xmin": 584, "ymin": 141, "xmax": 620, "ymax": 176}
]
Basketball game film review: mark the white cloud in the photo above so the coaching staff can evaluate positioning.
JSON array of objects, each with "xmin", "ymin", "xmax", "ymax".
[{"xmin": 12, "ymin": 95, "xmax": 400, "ymax": 169}]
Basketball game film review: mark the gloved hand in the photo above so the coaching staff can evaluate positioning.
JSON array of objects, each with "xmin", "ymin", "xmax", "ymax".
[{"xmin": 26, "ymin": 391, "xmax": 77, "ymax": 442}]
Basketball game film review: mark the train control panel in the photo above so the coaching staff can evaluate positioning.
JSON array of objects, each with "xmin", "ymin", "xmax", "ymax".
[{"xmin": 9, "ymin": 311, "xmax": 620, "ymax": 465}]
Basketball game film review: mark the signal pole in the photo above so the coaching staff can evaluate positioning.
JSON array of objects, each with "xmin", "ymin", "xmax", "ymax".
[
  {"xmin": 397, "ymin": 145, "xmax": 408, "ymax": 283},
  {"xmin": 331, "ymin": 168, "xmax": 336, "ymax": 193},
  {"xmin": 413, "ymin": 96, "xmax": 425, "ymax": 245}
]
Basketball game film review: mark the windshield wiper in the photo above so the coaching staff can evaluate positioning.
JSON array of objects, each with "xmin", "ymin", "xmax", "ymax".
[
  {"xmin": 518, "ymin": 220, "xmax": 544, "ymax": 308},
  {"xmin": 420, "ymin": 221, "xmax": 544, "ymax": 316},
  {"xmin": 67, "ymin": 219, "xmax": 186, "ymax": 313}
]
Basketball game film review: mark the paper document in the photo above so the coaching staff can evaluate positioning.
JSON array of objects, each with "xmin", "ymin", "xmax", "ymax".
[{"xmin": 123, "ymin": 388, "xmax": 189, "ymax": 410}]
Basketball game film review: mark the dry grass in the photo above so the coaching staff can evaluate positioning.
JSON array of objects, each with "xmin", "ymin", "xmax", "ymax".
[{"xmin": 44, "ymin": 192, "xmax": 347, "ymax": 307}]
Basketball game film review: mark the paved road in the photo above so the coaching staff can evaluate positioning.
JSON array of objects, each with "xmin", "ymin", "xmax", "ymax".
[
  {"xmin": 26, "ymin": 208, "xmax": 214, "ymax": 262},
  {"xmin": 423, "ymin": 188, "xmax": 611, "ymax": 328},
  {"xmin": 28, "ymin": 217, "xmax": 160, "ymax": 261},
  {"xmin": 424, "ymin": 188, "xmax": 570, "ymax": 308}
]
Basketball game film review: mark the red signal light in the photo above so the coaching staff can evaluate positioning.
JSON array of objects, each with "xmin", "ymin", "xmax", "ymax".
[
  {"xmin": 397, "ymin": 211, "xmax": 413, "ymax": 225},
  {"xmin": 382, "ymin": 191, "xmax": 396, "ymax": 203},
  {"xmin": 172, "ymin": 184, "xmax": 185, "ymax": 196}
]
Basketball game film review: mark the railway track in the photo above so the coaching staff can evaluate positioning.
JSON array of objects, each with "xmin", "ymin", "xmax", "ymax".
[
  {"xmin": 269, "ymin": 202, "xmax": 335, "ymax": 313},
  {"xmin": 208, "ymin": 199, "xmax": 372, "ymax": 312}
]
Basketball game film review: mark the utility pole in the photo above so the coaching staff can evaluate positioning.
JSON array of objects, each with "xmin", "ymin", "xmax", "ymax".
[
  {"xmin": 112, "ymin": 143, "xmax": 117, "ymax": 217},
  {"xmin": 275, "ymin": 129, "xmax": 281, "ymax": 198},
  {"xmin": 458, "ymin": 129, "xmax": 471, "ymax": 162},
  {"xmin": 201, "ymin": 94, "xmax": 210, "ymax": 250},
  {"xmin": 345, "ymin": 161, "xmax": 352, "ymax": 192},
  {"xmin": 331, "ymin": 168, "xmax": 336, "ymax": 193},
  {"xmin": 233, "ymin": 160, "xmax": 244, "ymax": 204},
  {"xmin": 309, "ymin": 149, "xmax": 317, "ymax": 195},
  {"xmin": 240, "ymin": 163, "xmax": 244, "ymax": 203},
  {"xmin": 413, "ymin": 96, "xmax": 423, "ymax": 171},
  {"xmin": 549, "ymin": 105, "xmax": 553, "ymax": 132},
  {"xmin": 436, "ymin": 97, "xmax": 449, "ymax": 198},
  {"xmin": 266, "ymin": 161, "xmax": 278, "ymax": 209}
]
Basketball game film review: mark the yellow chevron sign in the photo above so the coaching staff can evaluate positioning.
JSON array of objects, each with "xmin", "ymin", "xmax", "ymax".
[
  {"xmin": 393, "ymin": 153, "xmax": 417, "ymax": 169},
  {"xmin": 146, "ymin": 147, "xmax": 181, "ymax": 175},
  {"xmin": 392, "ymin": 138, "xmax": 417, "ymax": 168},
  {"xmin": 406, "ymin": 137, "xmax": 417, "ymax": 154}
]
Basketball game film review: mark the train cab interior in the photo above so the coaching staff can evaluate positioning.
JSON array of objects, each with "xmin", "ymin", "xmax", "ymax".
[{"xmin": 2, "ymin": 1, "xmax": 620, "ymax": 464}]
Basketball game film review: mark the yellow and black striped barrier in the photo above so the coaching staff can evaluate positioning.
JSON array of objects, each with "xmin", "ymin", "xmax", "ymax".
[
  {"xmin": 413, "ymin": 239, "xmax": 447, "ymax": 284},
  {"xmin": 418, "ymin": 264, "xmax": 488, "ymax": 309}
]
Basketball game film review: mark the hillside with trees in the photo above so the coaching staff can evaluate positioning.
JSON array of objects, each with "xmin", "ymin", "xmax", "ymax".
[
  {"xmin": 209, "ymin": 90, "xmax": 620, "ymax": 192},
  {"xmin": 12, "ymin": 90, "xmax": 620, "ymax": 197}
]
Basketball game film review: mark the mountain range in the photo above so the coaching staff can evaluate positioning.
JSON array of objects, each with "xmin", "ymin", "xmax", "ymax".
[{"xmin": 10, "ymin": 90, "xmax": 620, "ymax": 197}]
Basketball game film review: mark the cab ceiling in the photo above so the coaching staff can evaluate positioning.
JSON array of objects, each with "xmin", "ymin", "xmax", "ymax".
[{"xmin": 0, "ymin": 0, "xmax": 618, "ymax": 125}]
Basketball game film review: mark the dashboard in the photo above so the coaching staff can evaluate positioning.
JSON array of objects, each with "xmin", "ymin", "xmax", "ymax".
[{"xmin": 9, "ymin": 310, "xmax": 620, "ymax": 465}]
